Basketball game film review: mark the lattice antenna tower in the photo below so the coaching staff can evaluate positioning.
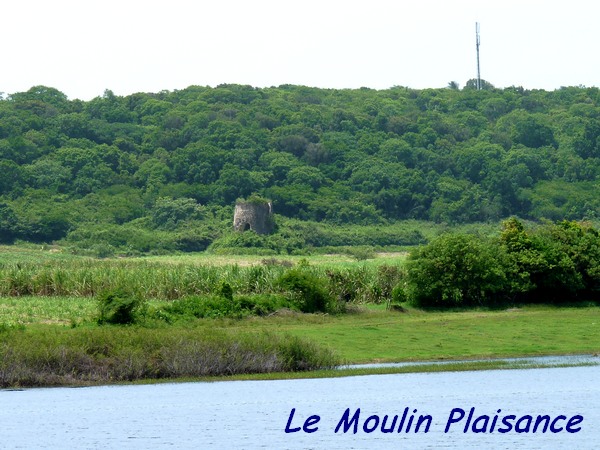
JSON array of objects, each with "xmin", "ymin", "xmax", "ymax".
[{"xmin": 476, "ymin": 22, "xmax": 481, "ymax": 90}]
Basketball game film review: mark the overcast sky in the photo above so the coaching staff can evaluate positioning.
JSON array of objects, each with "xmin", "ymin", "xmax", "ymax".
[{"xmin": 2, "ymin": 0, "xmax": 598, "ymax": 100}]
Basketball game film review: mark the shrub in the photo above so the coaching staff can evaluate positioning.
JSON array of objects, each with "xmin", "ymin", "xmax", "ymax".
[
  {"xmin": 406, "ymin": 233, "xmax": 510, "ymax": 308},
  {"xmin": 376, "ymin": 264, "xmax": 405, "ymax": 301},
  {"xmin": 277, "ymin": 269, "xmax": 334, "ymax": 313},
  {"xmin": 219, "ymin": 281, "xmax": 234, "ymax": 301},
  {"xmin": 0, "ymin": 327, "xmax": 340, "ymax": 387},
  {"xmin": 390, "ymin": 283, "xmax": 408, "ymax": 305},
  {"xmin": 276, "ymin": 335, "xmax": 339, "ymax": 371},
  {"xmin": 156, "ymin": 294, "xmax": 290, "ymax": 321},
  {"xmin": 0, "ymin": 203, "xmax": 18, "ymax": 244},
  {"xmin": 159, "ymin": 296, "xmax": 238, "ymax": 320},
  {"xmin": 501, "ymin": 219, "xmax": 600, "ymax": 303},
  {"xmin": 173, "ymin": 230, "xmax": 213, "ymax": 252},
  {"xmin": 90, "ymin": 243, "xmax": 116, "ymax": 258},
  {"xmin": 97, "ymin": 288, "xmax": 146, "ymax": 325},
  {"xmin": 151, "ymin": 197, "xmax": 204, "ymax": 230}
]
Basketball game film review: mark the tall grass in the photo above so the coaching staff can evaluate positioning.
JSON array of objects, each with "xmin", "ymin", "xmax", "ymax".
[
  {"xmin": 0, "ymin": 296, "xmax": 96, "ymax": 325},
  {"xmin": 0, "ymin": 326, "xmax": 340, "ymax": 387},
  {"xmin": 0, "ymin": 258, "xmax": 406, "ymax": 304},
  {"xmin": 0, "ymin": 260, "xmax": 282, "ymax": 299}
]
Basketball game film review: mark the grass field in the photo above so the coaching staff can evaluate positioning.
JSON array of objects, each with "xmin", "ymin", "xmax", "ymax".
[
  {"xmin": 0, "ymin": 296, "xmax": 96, "ymax": 325},
  {"xmin": 1, "ymin": 244, "xmax": 599, "ymax": 387},
  {"xmin": 2, "ymin": 295, "xmax": 598, "ymax": 363},
  {"xmin": 0, "ymin": 244, "xmax": 407, "ymax": 267},
  {"xmin": 218, "ymin": 304, "xmax": 600, "ymax": 363}
]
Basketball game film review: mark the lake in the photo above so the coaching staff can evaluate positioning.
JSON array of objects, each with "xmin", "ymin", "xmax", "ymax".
[{"xmin": 2, "ymin": 363, "xmax": 599, "ymax": 449}]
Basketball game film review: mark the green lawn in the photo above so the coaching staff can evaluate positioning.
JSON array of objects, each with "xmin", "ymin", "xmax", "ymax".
[
  {"xmin": 0, "ymin": 296, "xmax": 96, "ymax": 326},
  {"xmin": 222, "ymin": 305, "xmax": 600, "ymax": 363},
  {"xmin": 3, "ymin": 295, "xmax": 596, "ymax": 364}
]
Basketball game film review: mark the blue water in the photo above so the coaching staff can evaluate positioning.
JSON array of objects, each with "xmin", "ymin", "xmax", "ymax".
[
  {"xmin": 342, "ymin": 353, "xmax": 600, "ymax": 369},
  {"xmin": 2, "ymin": 364, "xmax": 599, "ymax": 449}
]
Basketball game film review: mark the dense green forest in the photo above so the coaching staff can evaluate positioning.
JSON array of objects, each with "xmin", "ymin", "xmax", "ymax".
[{"xmin": 0, "ymin": 83, "xmax": 599, "ymax": 254}]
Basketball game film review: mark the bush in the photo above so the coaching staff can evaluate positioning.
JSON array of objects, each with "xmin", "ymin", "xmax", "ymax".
[
  {"xmin": 276, "ymin": 335, "xmax": 339, "ymax": 371},
  {"xmin": 97, "ymin": 288, "xmax": 146, "ymax": 325},
  {"xmin": 173, "ymin": 230, "xmax": 213, "ymax": 252},
  {"xmin": 151, "ymin": 197, "xmax": 204, "ymax": 230},
  {"xmin": 277, "ymin": 269, "xmax": 335, "ymax": 313},
  {"xmin": 405, "ymin": 220, "xmax": 600, "ymax": 308},
  {"xmin": 90, "ymin": 243, "xmax": 116, "ymax": 258},
  {"xmin": 390, "ymin": 283, "xmax": 408, "ymax": 305},
  {"xmin": 155, "ymin": 294, "xmax": 290, "ymax": 321},
  {"xmin": 0, "ymin": 203, "xmax": 18, "ymax": 244},
  {"xmin": 66, "ymin": 223, "xmax": 177, "ymax": 254},
  {"xmin": 161, "ymin": 296, "xmax": 239, "ymax": 320},
  {"xmin": 501, "ymin": 218, "xmax": 600, "ymax": 303},
  {"xmin": 219, "ymin": 281, "xmax": 234, "ymax": 301},
  {"xmin": 0, "ymin": 327, "xmax": 340, "ymax": 387},
  {"xmin": 406, "ymin": 233, "xmax": 510, "ymax": 308}
]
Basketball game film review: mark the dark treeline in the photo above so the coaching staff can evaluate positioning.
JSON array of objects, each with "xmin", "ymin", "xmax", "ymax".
[{"xmin": 0, "ymin": 84, "xmax": 599, "ymax": 251}]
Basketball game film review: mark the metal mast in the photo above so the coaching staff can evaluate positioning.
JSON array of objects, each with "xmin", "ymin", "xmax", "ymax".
[{"xmin": 476, "ymin": 22, "xmax": 481, "ymax": 90}]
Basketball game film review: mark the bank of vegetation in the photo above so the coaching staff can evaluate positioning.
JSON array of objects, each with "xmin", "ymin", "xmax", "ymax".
[
  {"xmin": 0, "ymin": 84, "xmax": 599, "ymax": 255},
  {"xmin": 0, "ymin": 325, "xmax": 339, "ymax": 388},
  {"xmin": 404, "ymin": 218, "xmax": 600, "ymax": 308},
  {"xmin": 1, "ymin": 82, "xmax": 600, "ymax": 386},
  {"xmin": 0, "ymin": 254, "xmax": 404, "ymax": 312},
  {"xmin": 1, "ymin": 219, "xmax": 598, "ymax": 313},
  {"xmin": 1, "ymin": 233, "xmax": 599, "ymax": 388},
  {"xmin": 1, "ymin": 298, "xmax": 598, "ymax": 387}
]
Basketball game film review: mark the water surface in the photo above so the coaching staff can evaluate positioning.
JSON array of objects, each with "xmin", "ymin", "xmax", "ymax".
[{"xmin": 2, "ymin": 364, "xmax": 598, "ymax": 449}]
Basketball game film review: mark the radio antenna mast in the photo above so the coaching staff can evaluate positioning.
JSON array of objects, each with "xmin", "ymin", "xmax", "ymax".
[{"xmin": 475, "ymin": 22, "xmax": 481, "ymax": 90}]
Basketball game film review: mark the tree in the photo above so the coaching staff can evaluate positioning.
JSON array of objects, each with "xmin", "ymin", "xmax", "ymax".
[
  {"xmin": 134, "ymin": 158, "xmax": 171, "ymax": 189},
  {"xmin": 151, "ymin": 197, "xmax": 204, "ymax": 229},
  {"xmin": 12, "ymin": 193, "xmax": 72, "ymax": 242},
  {"xmin": 513, "ymin": 114, "xmax": 556, "ymax": 148},
  {"xmin": 406, "ymin": 233, "xmax": 509, "ymax": 307},
  {"xmin": 500, "ymin": 219, "xmax": 600, "ymax": 303},
  {"xmin": 9, "ymin": 86, "xmax": 69, "ymax": 110},
  {"xmin": 0, "ymin": 159, "xmax": 22, "ymax": 194},
  {"xmin": 276, "ymin": 134, "xmax": 309, "ymax": 157},
  {"xmin": 573, "ymin": 120, "xmax": 600, "ymax": 159},
  {"xmin": 464, "ymin": 78, "xmax": 495, "ymax": 90},
  {"xmin": 25, "ymin": 158, "xmax": 71, "ymax": 192},
  {"xmin": 213, "ymin": 164, "xmax": 258, "ymax": 204},
  {"xmin": 0, "ymin": 203, "xmax": 18, "ymax": 243},
  {"xmin": 285, "ymin": 166, "xmax": 325, "ymax": 190}
]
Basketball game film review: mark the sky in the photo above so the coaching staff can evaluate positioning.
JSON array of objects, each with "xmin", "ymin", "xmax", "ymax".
[{"xmin": 1, "ymin": 0, "xmax": 598, "ymax": 100}]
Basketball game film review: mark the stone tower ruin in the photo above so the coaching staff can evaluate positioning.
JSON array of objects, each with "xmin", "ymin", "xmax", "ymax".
[{"xmin": 233, "ymin": 200, "xmax": 274, "ymax": 235}]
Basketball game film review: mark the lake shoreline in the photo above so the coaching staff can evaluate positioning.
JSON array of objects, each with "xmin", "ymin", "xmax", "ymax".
[
  {"xmin": 30, "ymin": 352, "xmax": 598, "ymax": 390},
  {"xmin": 2, "ymin": 291, "xmax": 599, "ymax": 389}
]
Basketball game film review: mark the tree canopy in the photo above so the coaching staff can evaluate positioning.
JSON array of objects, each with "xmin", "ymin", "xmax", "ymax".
[{"xmin": 1, "ymin": 83, "xmax": 599, "ymax": 251}]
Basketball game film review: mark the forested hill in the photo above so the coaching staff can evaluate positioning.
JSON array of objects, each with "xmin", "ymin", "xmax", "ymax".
[{"xmin": 0, "ymin": 84, "xmax": 599, "ymax": 251}]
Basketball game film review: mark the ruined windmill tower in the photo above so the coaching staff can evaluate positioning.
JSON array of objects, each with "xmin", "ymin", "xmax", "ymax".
[{"xmin": 233, "ymin": 198, "xmax": 274, "ymax": 235}]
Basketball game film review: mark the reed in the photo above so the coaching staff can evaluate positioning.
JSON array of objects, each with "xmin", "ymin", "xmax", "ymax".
[
  {"xmin": 0, "ymin": 257, "xmax": 404, "ymax": 304},
  {"xmin": 0, "ymin": 326, "xmax": 340, "ymax": 388}
]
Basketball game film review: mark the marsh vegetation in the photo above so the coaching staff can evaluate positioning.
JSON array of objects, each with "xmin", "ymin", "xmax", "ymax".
[{"xmin": 2, "ymin": 218, "xmax": 600, "ymax": 388}]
